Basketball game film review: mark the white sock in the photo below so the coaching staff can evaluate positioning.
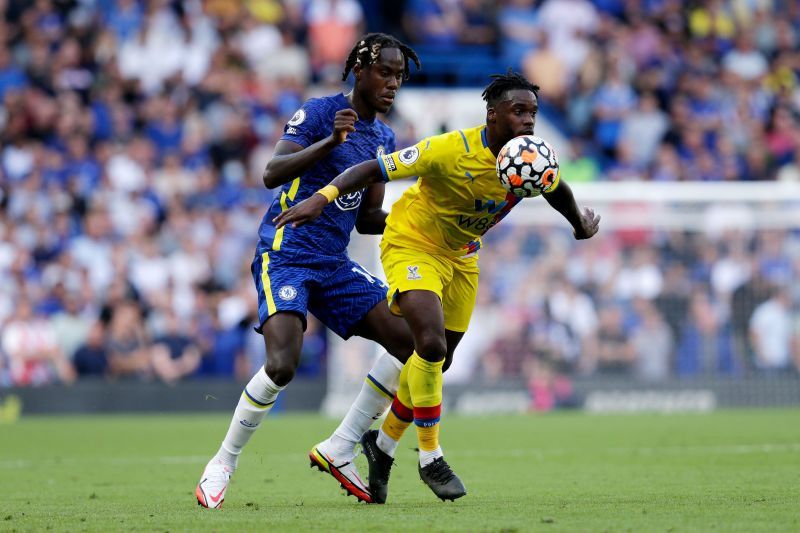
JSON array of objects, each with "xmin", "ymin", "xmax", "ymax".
[
  {"xmin": 215, "ymin": 368, "xmax": 284, "ymax": 467},
  {"xmin": 376, "ymin": 427, "xmax": 400, "ymax": 458},
  {"xmin": 326, "ymin": 352, "xmax": 403, "ymax": 459},
  {"xmin": 419, "ymin": 446, "xmax": 443, "ymax": 468}
]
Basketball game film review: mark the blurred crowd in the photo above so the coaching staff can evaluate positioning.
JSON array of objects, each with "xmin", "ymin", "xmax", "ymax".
[
  {"xmin": 488, "ymin": 0, "xmax": 800, "ymax": 183},
  {"xmin": 470, "ymin": 225, "xmax": 800, "ymax": 410},
  {"xmin": 0, "ymin": 0, "xmax": 335, "ymax": 387},
  {"xmin": 0, "ymin": 0, "xmax": 799, "ymax": 387},
  {"xmin": 395, "ymin": 0, "xmax": 800, "ymax": 182}
]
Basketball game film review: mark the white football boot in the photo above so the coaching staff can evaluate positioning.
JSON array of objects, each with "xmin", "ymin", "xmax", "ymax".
[
  {"xmin": 309, "ymin": 440, "xmax": 372, "ymax": 503},
  {"xmin": 196, "ymin": 457, "xmax": 234, "ymax": 509}
]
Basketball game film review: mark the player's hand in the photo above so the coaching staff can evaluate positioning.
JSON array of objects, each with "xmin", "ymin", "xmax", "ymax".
[
  {"xmin": 273, "ymin": 194, "xmax": 329, "ymax": 229},
  {"xmin": 332, "ymin": 109, "xmax": 357, "ymax": 144},
  {"xmin": 573, "ymin": 207, "xmax": 600, "ymax": 240}
]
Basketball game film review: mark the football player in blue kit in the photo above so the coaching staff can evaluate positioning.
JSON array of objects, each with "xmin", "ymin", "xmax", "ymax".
[{"xmin": 195, "ymin": 34, "xmax": 420, "ymax": 508}]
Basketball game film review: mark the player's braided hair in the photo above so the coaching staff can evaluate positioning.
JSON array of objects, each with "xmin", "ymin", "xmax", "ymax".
[
  {"xmin": 341, "ymin": 33, "xmax": 421, "ymax": 82},
  {"xmin": 482, "ymin": 69, "xmax": 540, "ymax": 107}
]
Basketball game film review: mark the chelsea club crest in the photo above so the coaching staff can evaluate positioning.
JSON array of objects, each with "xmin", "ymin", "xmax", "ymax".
[
  {"xmin": 278, "ymin": 285, "xmax": 297, "ymax": 301},
  {"xmin": 335, "ymin": 190, "xmax": 363, "ymax": 211}
]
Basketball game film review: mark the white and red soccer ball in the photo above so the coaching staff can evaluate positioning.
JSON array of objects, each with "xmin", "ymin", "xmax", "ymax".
[{"xmin": 496, "ymin": 135, "xmax": 559, "ymax": 198}]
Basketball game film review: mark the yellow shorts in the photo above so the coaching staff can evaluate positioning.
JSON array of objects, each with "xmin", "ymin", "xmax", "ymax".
[{"xmin": 380, "ymin": 241, "xmax": 479, "ymax": 333}]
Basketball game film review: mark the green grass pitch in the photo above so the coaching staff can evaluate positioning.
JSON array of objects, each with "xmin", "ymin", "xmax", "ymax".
[{"xmin": 2, "ymin": 409, "xmax": 799, "ymax": 532}]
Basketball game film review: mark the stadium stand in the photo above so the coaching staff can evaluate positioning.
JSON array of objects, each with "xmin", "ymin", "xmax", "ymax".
[{"xmin": 0, "ymin": 0, "xmax": 798, "ymax": 395}]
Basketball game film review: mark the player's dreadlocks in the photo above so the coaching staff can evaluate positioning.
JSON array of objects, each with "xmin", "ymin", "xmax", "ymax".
[
  {"xmin": 342, "ymin": 33, "xmax": 421, "ymax": 82},
  {"xmin": 482, "ymin": 70, "xmax": 540, "ymax": 107}
]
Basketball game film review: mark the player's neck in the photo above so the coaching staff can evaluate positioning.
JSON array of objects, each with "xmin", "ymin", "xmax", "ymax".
[
  {"xmin": 345, "ymin": 91, "xmax": 376, "ymax": 121},
  {"xmin": 484, "ymin": 126, "xmax": 503, "ymax": 156}
]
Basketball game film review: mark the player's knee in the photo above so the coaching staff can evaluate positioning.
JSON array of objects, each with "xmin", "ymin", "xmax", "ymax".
[
  {"xmin": 265, "ymin": 359, "xmax": 296, "ymax": 387},
  {"xmin": 415, "ymin": 334, "xmax": 447, "ymax": 362}
]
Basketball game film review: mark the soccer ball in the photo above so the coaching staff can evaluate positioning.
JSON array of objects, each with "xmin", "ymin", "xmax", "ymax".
[{"xmin": 496, "ymin": 135, "xmax": 559, "ymax": 198}]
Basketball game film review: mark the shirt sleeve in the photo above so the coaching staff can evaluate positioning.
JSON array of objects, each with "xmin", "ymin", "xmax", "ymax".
[
  {"xmin": 280, "ymin": 99, "xmax": 326, "ymax": 148},
  {"xmin": 377, "ymin": 132, "xmax": 451, "ymax": 182}
]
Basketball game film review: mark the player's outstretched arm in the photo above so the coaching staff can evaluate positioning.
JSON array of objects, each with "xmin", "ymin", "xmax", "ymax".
[
  {"xmin": 542, "ymin": 178, "xmax": 600, "ymax": 240},
  {"xmin": 273, "ymin": 159, "xmax": 383, "ymax": 229},
  {"xmin": 262, "ymin": 109, "xmax": 358, "ymax": 189}
]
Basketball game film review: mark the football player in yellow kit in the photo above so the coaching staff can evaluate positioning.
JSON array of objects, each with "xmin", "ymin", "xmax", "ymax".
[{"xmin": 274, "ymin": 71, "xmax": 600, "ymax": 503}]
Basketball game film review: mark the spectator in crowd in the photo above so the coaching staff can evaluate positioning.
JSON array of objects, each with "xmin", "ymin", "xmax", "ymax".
[
  {"xmin": 1, "ymin": 298, "xmax": 75, "ymax": 386},
  {"xmin": 630, "ymin": 299, "xmax": 673, "ymax": 382},
  {"xmin": 613, "ymin": 245, "xmax": 663, "ymax": 300},
  {"xmin": 730, "ymin": 272, "xmax": 772, "ymax": 370},
  {"xmin": 150, "ymin": 309, "xmax": 202, "ymax": 384},
  {"xmin": 498, "ymin": 0, "xmax": 542, "ymax": 70},
  {"xmin": 106, "ymin": 300, "xmax": 151, "ymax": 381},
  {"xmin": 73, "ymin": 321, "xmax": 109, "ymax": 378},
  {"xmin": 459, "ymin": 0, "xmax": 496, "ymax": 46},
  {"xmin": 592, "ymin": 67, "xmax": 637, "ymax": 161},
  {"xmin": 536, "ymin": 0, "xmax": 598, "ymax": 78},
  {"xmin": 306, "ymin": 0, "xmax": 365, "ymax": 79},
  {"xmin": 49, "ymin": 290, "xmax": 93, "ymax": 361},
  {"xmin": 586, "ymin": 305, "xmax": 635, "ymax": 375},
  {"xmin": 723, "ymin": 32, "xmax": 769, "ymax": 82},
  {"xmin": 526, "ymin": 356, "xmax": 575, "ymax": 412},
  {"xmin": 749, "ymin": 288, "xmax": 798, "ymax": 373},
  {"xmin": 403, "ymin": 0, "xmax": 464, "ymax": 50},
  {"xmin": 547, "ymin": 276, "xmax": 598, "ymax": 359},
  {"xmin": 675, "ymin": 291, "xmax": 739, "ymax": 377},
  {"xmin": 618, "ymin": 92, "xmax": 669, "ymax": 168},
  {"xmin": 481, "ymin": 313, "xmax": 533, "ymax": 382}
]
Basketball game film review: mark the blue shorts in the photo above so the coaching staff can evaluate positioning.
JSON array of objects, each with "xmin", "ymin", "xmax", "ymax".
[{"xmin": 251, "ymin": 249, "xmax": 388, "ymax": 339}]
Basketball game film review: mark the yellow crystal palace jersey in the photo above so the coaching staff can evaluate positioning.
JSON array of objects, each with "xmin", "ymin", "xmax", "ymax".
[{"xmin": 377, "ymin": 125, "xmax": 559, "ymax": 258}]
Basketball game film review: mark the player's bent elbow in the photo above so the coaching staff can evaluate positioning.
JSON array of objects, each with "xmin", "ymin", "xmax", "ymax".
[
  {"xmin": 262, "ymin": 167, "xmax": 280, "ymax": 189},
  {"xmin": 262, "ymin": 158, "xmax": 293, "ymax": 189}
]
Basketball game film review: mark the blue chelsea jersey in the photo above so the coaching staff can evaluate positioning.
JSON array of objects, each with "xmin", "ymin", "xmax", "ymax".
[{"xmin": 258, "ymin": 93, "xmax": 396, "ymax": 257}]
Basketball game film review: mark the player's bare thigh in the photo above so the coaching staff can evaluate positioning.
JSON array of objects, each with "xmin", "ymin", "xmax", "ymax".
[{"xmin": 350, "ymin": 302, "xmax": 415, "ymax": 363}]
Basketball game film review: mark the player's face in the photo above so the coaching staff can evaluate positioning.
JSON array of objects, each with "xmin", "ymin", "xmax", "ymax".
[
  {"xmin": 357, "ymin": 48, "xmax": 405, "ymax": 114},
  {"xmin": 492, "ymin": 90, "xmax": 538, "ymax": 144}
]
